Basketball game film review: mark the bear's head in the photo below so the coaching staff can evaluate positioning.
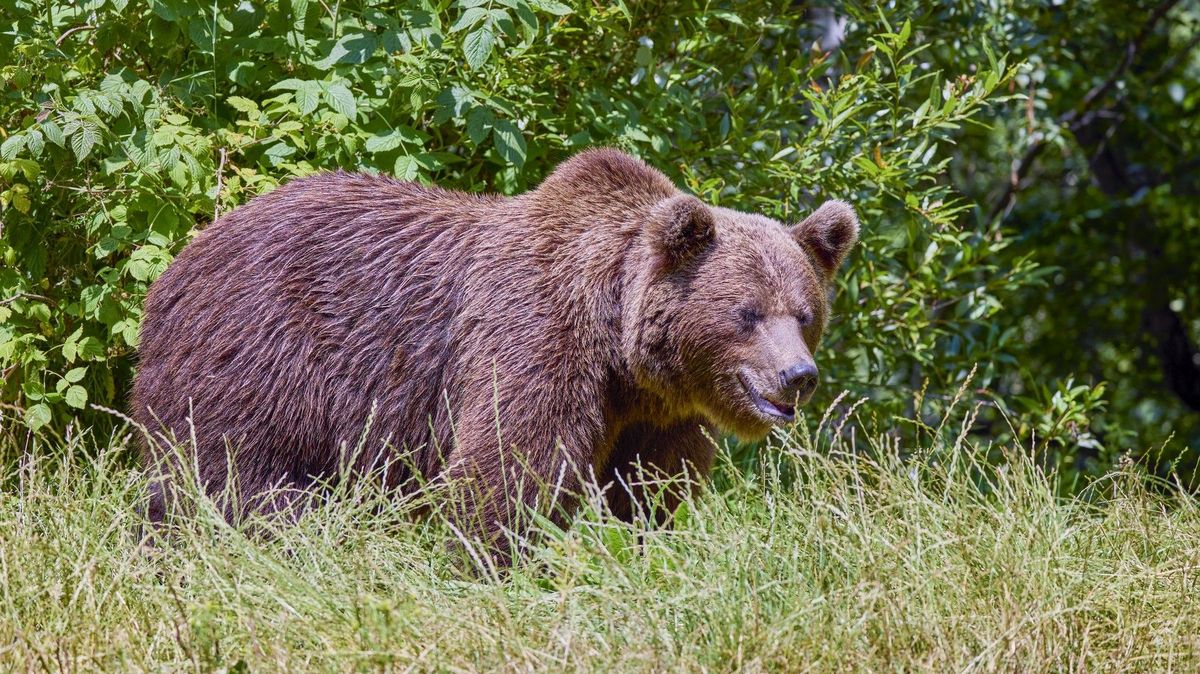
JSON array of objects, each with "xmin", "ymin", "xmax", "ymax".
[{"xmin": 625, "ymin": 195, "xmax": 858, "ymax": 439}]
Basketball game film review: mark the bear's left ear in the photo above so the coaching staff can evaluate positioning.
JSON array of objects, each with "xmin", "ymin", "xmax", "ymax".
[
  {"xmin": 790, "ymin": 199, "xmax": 859, "ymax": 278},
  {"xmin": 651, "ymin": 194, "xmax": 716, "ymax": 269}
]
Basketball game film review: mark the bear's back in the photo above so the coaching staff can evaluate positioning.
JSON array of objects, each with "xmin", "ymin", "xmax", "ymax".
[{"xmin": 134, "ymin": 173, "xmax": 500, "ymax": 507}]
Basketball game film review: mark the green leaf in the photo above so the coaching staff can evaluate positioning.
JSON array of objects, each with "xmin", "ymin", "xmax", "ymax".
[
  {"xmin": 322, "ymin": 83, "xmax": 357, "ymax": 119},
  {"xmin": 41, "ymin": 120, "xmax": 65, "ymax": 147},
  {"xmin": 450, "ymin": 7, "xmax": 487, "ymax": 32},
  {"xmin": 264, "ymin": 142, "xmax": 295, "ymax": 159},
  {"xmin": 71, "ymin": 122, "xmax": 101, "ymax": 160},
  {"xmin": 76, "ymin": 336, "xmax": 106, "ymax": 360},
  {"xmin": 315, "ymin": 31, "xmax": 377, "ymax": 69},
  {"xmin": 227, "ymin": 96, "xmax": 259, "ymax": 113},
  {"xmin": 294, "ymin": 81, "xmax": 322, "ymax": 115},
  {"xmin": 65, "ymin": 366, "xmax": 88, "ymax": 383},
  {"xmin": 530, "ymin": 0, "xmax": 573, "ymax": 15},
  {"xmin": 23, "ymin": 381, "xmax": 45, "ymax": 401},
  {"xmin": 1, "ymin": 134, "xmax": 26, "ymax": 160},
  {"xmin": 492, "ymin": 120, "xmax": 526, "ymax": 167},
  {"xmin": 466, "ymin": 106, "xmax": 495, "ymax": 145},
  {"xmin": 708, "ymin": 10, "xmax": 744, "ymax": 26},
  {"xmin": 365, "ymin": 126, "xmax": 425, "ymax": 153},
  {"xmin": 65, "ymin": 385, "xmax": 88, "ymax": 409},
  {"xmin": 463, "ymin": 26, "xmax": 495, "ymax": 69},
  {"xmin": 127, "ymin": 246, "xmax": 170, "ymax": 282},
  {"xmin": 25, "ymin": 130, "xmax": 44, "ymax": 156},
  {"xmin": 25, "ymin": 404, "xmax": 52, "ymax": 431},
  {"xmin": 122, "ymin": 321, "xmax": 140, "ymax": 347},
  {"xmin": 270, "ymin": 78, "xmax": 308, "ymax": 91},
  {"xmin": 393, "ymin": 154, "xmax": 423, "ymax": 181}
]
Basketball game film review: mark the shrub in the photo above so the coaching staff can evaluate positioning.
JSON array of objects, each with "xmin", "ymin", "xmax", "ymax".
[{"xmin": 4, "ymin": 2, "xmax": 1068, "ymax": 456}]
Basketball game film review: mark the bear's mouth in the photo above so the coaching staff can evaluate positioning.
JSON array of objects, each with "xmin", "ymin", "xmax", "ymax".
[{"xmin": 738, "ymin": 373, "xmax": 796, "ymax": 423}]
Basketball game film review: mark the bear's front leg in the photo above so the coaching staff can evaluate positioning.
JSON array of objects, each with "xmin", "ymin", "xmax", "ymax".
[
  {"xmin": 601, "ymin": 419, "xmax": 715, "ymax": 525},
  {"xmin": 439, "ymin": 377, "xmax": 605, "ymax": 565}
]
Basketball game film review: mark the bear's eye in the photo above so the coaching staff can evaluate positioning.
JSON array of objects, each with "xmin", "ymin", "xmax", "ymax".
[
  {"xmin": 795, "ymin": 311, "xmax": 813, "ymax": 326},
  {"xmin": 737, "ymin": 307, "xmax": 763, "ymax": 329}
]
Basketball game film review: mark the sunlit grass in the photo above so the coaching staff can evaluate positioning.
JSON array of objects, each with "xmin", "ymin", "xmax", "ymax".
[{"xmin": 2, "ymin": 402, "xmax": 1199, "ymax": 673}]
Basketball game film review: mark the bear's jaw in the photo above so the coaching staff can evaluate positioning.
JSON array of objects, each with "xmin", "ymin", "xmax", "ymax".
[{"xmin": 737, "ymin": 371, "xmax": 796, "ymax": 423}]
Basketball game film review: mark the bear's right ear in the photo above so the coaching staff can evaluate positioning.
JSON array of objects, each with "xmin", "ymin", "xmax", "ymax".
[{"xmin": 650, "ymin": 195, "xmax": 716, "ymax": 269}]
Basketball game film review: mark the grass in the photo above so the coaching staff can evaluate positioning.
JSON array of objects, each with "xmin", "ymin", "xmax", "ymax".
[{"xmin": 2, "ymin": 403, "xmax": 1199, "ymax": 673}]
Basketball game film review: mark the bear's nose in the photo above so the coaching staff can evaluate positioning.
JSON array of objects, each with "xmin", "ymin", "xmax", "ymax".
[{"xmin": 779, "ymin": 362, "xmax": 819, "ymax": 396}]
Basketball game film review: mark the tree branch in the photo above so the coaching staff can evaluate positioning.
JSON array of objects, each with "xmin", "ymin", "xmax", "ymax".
[
  {"xmin": 1067, "ymin": 0, "xmax": 1182, "ymax": 122},
  {"xmin": 987, "ymin": 0, "xmax": 1183, "ymax": 225}
]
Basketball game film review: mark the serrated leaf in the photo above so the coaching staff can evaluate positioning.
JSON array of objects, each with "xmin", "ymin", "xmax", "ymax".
[
  {"xmin": 315, "ymin": 31, "xmax": 377, "ymax": 69},
  {"xmin": 26, "ymin": 130, "xmax": 44, "ymax": 156},
  {"xmin": 322, "ymin": 83, "xmax": 357, "ymax": 119},
  {"xmin": 530, "ymin": 0, "xmax": 572, "ymax": 15},
  {"xmin": 122, "ymin": 321, "xmax": 140, "ymax": 347},
  {"xmin": 94, "ymin": 93, "xmax": 122, "ymax": 117},
  {"xmin": 270, "ymin": 78, "xmax": 308, "ymax": 91},
  {"xmin": 492, "ymin": 120, "xmax": 526, "ymax": 167},
  {"xmin": 466, "ymin": 106, "xmax": 495, "ymax": 145},
  {"xmin": 0, "ymin": 134, "xmax": 25, "ymax": 160},
  {"xmin": 127, "ymin": 246, "xmax": 170, "ymax": 282},
  {"xmin": 264, "ymin": 142, "xmax": 295, "ymax": 158},
  {"xmin": 227, "ymin": 96, "xmax": 259, "ymax": 113},
  {"xmin": 71, "ymin": 123, "xmax": 100, "ymax": 160},
  {"xmin": 489, "ymin": 9, "xmax": 516, "ymax": 37},
  {"xmin": 393, "ymin": 154, "xmax": 423, "ymax": 181},
  {"xmin": 514, "ymin": 2, "xmax": 538, "ymax": 43},
  {"xmin": 25, "ymin": 404, "xmax": 52, "ymax": 430},
  {"xmin": 294, "ymin": 81, "xmax": 321, "ymax": 115},
  {"xmin": 463, "ymin": 26, "xmax": 495, "ymax": 69},
  {"xmin": 42, "ymin": 120, "xmax": 65, "ymax": 147},
  {"xmin": 451, "ymin": 7, "xmax": 487, "ymax": 32},
  {"xmin": 382, "ymin": 28, "xmax": 409, "ymax": 54},
  {"xmin": 65, "ymin": 385, "xmax": 88, "ymax": 409},
  {"xmin": 95, "ymin": 237, "xmax": 119, "ymax": 258},
  {"xmin": 365, "ymin": 131, "xmax": 402, "ymax": 153},
  {"xmin": 365, "ymin": 126, "xmax": 425, "ymax": 153},
  {"xmin": 64, "ymin": 366, "xmax": 88, "ymax": 383},
  {"xmin": 23, "ymin": 381, "xmax": 45, "ymax": 401}
]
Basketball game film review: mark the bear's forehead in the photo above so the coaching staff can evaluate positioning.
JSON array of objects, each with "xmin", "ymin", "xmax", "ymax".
[{"xmin": 713, "ymin": 209, "xmax": 812, "ymax": 270}]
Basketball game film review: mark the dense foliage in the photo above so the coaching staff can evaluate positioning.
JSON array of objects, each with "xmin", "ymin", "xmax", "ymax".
[
  {"xmin": 1, "ymin": 1, "xmax": 1197, "ymax": 480},
  {"xmin": 949, "ymin": 0, "xmax": 1200, "ymax": 469}
]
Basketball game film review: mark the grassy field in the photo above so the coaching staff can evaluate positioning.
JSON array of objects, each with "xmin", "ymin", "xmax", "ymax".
[{"xmin": 2, "ymin": 407, "xmax": 1199, "ymax": 673}]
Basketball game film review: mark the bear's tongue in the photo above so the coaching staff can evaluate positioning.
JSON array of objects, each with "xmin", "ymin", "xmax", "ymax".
[{"xmin": 764, "ymin": 395, "xmax": 795, "ymax": 416}]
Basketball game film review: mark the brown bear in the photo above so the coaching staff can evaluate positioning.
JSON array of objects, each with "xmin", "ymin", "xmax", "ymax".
[{"xmin": 132, "ymin": 148, "xmax": 857, "ymax": 556}]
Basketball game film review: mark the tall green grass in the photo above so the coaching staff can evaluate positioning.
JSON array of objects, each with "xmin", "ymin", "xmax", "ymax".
[{"xmin": 2, "ymin": 401, "xmax": 1198, "ymax": 673}]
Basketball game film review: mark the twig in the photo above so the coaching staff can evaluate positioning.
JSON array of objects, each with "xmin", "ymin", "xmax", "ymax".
[
  {"xmin": 1070, "ymin": 0, "xmax": 1181, "ymax": 120},
  {"xmin": 55, "ymin": 24, "xmax": 96, "ymax": 46},
  {"xmin": 0, "ymin": 292, "xmax": 53, "ymax": 306},
  {"xmin": 1146, "ymin": 24, "xmax": 1200, "ymax": 87},
  {"xmin": 212, "ymin": 147, "xmax": 227, "ymax": 223}
]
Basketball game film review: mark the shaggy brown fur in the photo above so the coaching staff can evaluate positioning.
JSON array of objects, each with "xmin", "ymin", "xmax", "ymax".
[{"xmin": 133, "ymin": 148, "xmax": 857, "ymax": 556}]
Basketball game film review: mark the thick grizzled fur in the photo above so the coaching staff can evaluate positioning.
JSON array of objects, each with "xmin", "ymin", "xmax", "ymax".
[{"xmin": 133, "ymin": 149, "xmax": 857, "ymax": 552}]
